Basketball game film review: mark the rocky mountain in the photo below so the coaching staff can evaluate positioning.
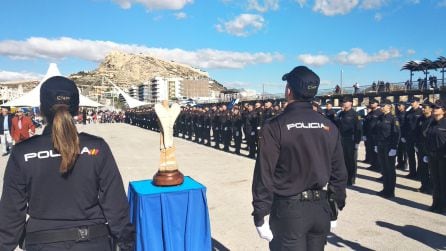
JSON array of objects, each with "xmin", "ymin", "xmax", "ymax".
[{"xmin": 70, "ymin": 51, "xmax": 224, "ymax": 92}]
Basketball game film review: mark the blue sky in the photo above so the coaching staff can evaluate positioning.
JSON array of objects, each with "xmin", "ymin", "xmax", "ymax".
[{"xmin": 0, "ymin": 0, "xmax": 445, "ymax": 93}]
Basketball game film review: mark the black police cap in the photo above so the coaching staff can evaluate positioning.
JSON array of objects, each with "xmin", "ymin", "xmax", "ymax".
[
  {"xmin": 282, "ymin": 66, "xmax": 320, "ymax": 100},
  {"xmin": 410, "ymin": 97, "xmax": 420, "ymax": 103},
  {"xmin": 421, "ymin": 101, "xmax": 433, "ymax": 108},
  {"xmin": 380, "ymin": 99, "xmax": 392, "ymax": 106},
  {"xmin": 433, "ymin": 100, "xmax": 446, "ymax": 109},
  {"xmin": 40, "ymin": 76, "xmax": 79, "ymax": 118},
  {"xmin": 342, "ymin": 96, "xmax": 353, "ymax": 103},
  {"xmin": 369, "ymin": 98, "xmax": 379, "ymax": 105}
]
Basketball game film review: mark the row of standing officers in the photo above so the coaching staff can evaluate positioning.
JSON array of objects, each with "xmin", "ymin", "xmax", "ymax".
[{"xmin": 125, "ymin": 101, "xmax": 280, "ymax": 158}]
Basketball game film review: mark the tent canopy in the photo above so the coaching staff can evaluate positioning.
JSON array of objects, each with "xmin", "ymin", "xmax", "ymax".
[{"xmin": 3, "ymin": 63, "xmax": 103, "ymax": 108}]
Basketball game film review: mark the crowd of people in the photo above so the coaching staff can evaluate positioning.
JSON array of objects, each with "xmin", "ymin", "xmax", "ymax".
[{"xmin": 126, "ymin": 96, "xmax": 446, "ymax": 214}]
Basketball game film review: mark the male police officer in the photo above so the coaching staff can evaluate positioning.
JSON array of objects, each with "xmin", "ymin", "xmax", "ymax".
[
  {"xmin": 252, "ymin": 66, "xmax": 347, "ymax": 250},
  {"xmin": 402, "ymin": 97, "xmax": 423, "ymax": 179},
  {"xmin": 337, "ymin": 97, "xmax": 362, "ymax": 185}
]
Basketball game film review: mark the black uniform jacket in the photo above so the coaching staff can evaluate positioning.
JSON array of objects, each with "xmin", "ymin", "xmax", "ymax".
[
  {"xmin": 427, "ymin": 117, "xmax": 446, "ymax": 157},
  {"xmin": 337, "ymin": 108, "xmax": 362, "ymax": 144},
  {"xmin": 0, "ymin": 126, "xmax": 134, "ymax": 250},
  {"xmin": 252, "ymin": 102, "xmax": 347, "ymax": 226},
  {"xmin": 375, "ymin": 112, "xmax": 400, "ymax": 149}
]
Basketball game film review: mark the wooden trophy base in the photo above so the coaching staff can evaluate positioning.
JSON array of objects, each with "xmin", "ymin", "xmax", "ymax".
[{"xmin": 153, "ymin": 170, "xmax": 184, "ymax": 186}]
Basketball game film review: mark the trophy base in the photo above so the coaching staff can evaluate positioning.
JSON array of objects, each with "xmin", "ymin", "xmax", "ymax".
[{"xmin": 153, "ymin": 170, "xmax": 184, "ymax": 186}]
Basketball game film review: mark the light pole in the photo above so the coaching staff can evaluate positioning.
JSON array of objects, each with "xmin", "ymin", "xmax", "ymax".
[{"xmin": 340, "ymin": 69, "xmax": 343, "ymax": 94}]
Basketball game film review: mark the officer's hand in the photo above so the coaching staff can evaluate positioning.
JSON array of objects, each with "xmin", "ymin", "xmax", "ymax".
[
  {"xmin": 256, "ymin": 219, "xmax": 273, "ymax": 242},
  {"xmin": 355, "ymin": 144, "xmax": 359, "ymax": 150},
  {"xmin": 362, "ymin": 136, "xmax": 367, "ymax": 141},
  {"xmin": 414, "ymin": 146, "xmax": 418, "ymax": 152},
  {"xmin": 401, "ymin": 137, "xmax": 406, "ymax": 143},
  {"xmin": 388, "ymin": 149, "xmax": 397, "ymax": 157},
  {"xmin": 374, "ymin": 146, "xmax": 378, "ymax": 153},
  {"xmin": 423, "ymin": 156, "xmax": 428, "ymax": 163}
]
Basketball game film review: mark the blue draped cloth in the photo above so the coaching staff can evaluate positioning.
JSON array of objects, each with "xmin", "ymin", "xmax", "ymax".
[{"xmin": 128, "ymin": 176, "xmax": 211, "ymax": 251}]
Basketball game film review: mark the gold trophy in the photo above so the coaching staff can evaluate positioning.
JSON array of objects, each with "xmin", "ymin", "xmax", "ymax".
[{"xmin": 153, "ymin": 100, "xmax": 184, "ymax": 186}]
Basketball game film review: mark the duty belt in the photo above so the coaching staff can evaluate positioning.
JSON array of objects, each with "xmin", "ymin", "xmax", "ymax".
[
  {"xmin": 25, "ymin": 224, "xmax": 109, "ymax": 245},
  {"xmin": 274, "ymin": 190, "xmax": 326, "ymax": 201}
]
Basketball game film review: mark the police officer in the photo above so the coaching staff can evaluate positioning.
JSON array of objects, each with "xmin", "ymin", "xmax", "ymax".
[
  {"xmin": 375, "ymin": 99, "xmax": 400, "ymax": 198},
  {"xmin": 325, "ymin": 100, "xmax": 337, "ymax": 124},
  {"xmin": 245, "ymin": 103, "xmax": 258, "ymax": 158},
  {"xmin": 337, "ymin": 96, "xmax": 362, "ymax": 186},
  {"xmin": 415, "ymin": 101, "xmax": 434, "ymax": 194},
  {"xmin": 402, "ymin": 97, "xmax": 423, "ymax": 179},
  {"xmin": 396, "ymin": 102, "xmax": 407, "ymax": 170},
  {"xmin": 252, "ymin": 66, "xmax": 347, "ymax": 250},
  {"xmin": 231, "ymin": 106, "xmax": 244, "ymax": 155},
  {"xmin": 363, "ymin": 99, "xmax": 383, "ymax": 171},
  {"xmin": 427, "ymin": 100, "xmax": 446, "ymax": 213},
  {"xmin": 0, "ymin": 76, "xmax": 134, "ymax": 250}
]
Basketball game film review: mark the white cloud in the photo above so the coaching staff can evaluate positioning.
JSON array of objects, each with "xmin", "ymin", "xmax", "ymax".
[
  {"xmin": 336, "ymin": 48, "xmax": 401, "ymax": 67},
  {"xmin": 174, "ymin": 12, "xmax": 187, "ymax": 19},
  {"xmin": 360, "ymin": 0, "xmax": 387, "ymax": 9},
  {"xmin": 374, "ymin": 13, "xmax": 383, "ymax": 21},
  {"xmin": 0, "ymin": 37, "xmax": 284, "ymax": 69},
  {"xmin": 407, "ymin": 49, "xmax": 416, "ymax": 55},
  {"xmin": 216, "ymin": 14, "xmax": 265, "ymax": 37},
  {"xmin": 407, "ymin": 0, "xmax": 420, "ymax": 4},
  {"xmin": 0, "ymin": 70, "xmax": 42, "ymax": 82},
  {"xmin": 112, "ymin": 0, "xmax": 193, "ymax": 10},
  {"xmin": 438, "ymin": 0, "xmax": 446, "ymax": 7},
  {"xmin": 297, "ymin": 48, "xmax": 402, "ymax": 68},
  {"xmin": 295, "ymin": 0, "xmax": 307, "ymax": 7},
  {"xmin": 298, "ymin": 54, "xmax": 331, "ymax": 67},
  {"xmin": 247, "ymin": 0, "xmax": 279, "ymax": 13},
  {"xmin": 313, "ymin": 0, "xmax": 359, "ymax": 16}
]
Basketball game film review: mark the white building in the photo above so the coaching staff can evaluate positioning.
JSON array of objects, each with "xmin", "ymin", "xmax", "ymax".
[{"xmin": 150, "ymin": 77, "xmax": 182, "ymax": 102}]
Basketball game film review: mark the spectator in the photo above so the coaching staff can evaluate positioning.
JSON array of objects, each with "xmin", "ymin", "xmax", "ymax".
[{"xmin": 11, "ymin": 108, "xmax": 36, "ymax": 144}]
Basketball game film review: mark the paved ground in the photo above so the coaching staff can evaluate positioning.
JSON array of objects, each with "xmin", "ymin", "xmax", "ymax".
[{"xmin": 1, "ymin": 123, "xmax": 445, "ymax": 250}]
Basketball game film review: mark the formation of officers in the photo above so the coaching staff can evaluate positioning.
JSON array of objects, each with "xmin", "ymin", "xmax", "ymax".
[
  {"xmin": 126, "ymin": 95, "xmax": 446, "ymax": 214},
  {"xmin": 125, "ymin": 101, "xmax": 281, "ymax": 158},
  {"xmin": 328, "ymin": 96, "xmax": 446, "ymax": 213}
]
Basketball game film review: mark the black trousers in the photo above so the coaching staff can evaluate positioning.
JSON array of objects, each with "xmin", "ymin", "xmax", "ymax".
[
  {"xmin": 406, "ymin": 139, "xmax": 417, "ymax": 176},
  {"xmin": 341, "ymin": 138, "xmax": 357, "ymax": 185},
  {"xmin": 378, "ymin": 145, "xmax": 396, "ymax": 195},
  {"xmin": 212, "ymin": 127, "xmax": 220, "ymax": 148},
  {"xmin": 269, "ymin": 198, "xmax": 330, "ymax": 251},
  {"xmin": 417, "ymin": 153, "xmax": 431, "ymax": 191},
  {"xmin": 233, "ymin": 129, "xmax": 242, "ymax": 153},
  {"xmin": 364, "ymin": 138, "xmax": 372, "ymax": 162},
  {"xmin": 222, "ymin": 127, "xmax": 231, "ymax": 150},
  {"xmin": 246, "ymin": 129, "xmax": 257, "ymax": 157},
  {"xmin": 26, "ymin": 235, "xmax": 113, "ymax": 251},
  {"xmin": 396, "ymin": 141, "xmax": 407, "ymax": 169},
  {"xmin": 429, "ymin": 155, "xmax": 446, "ymax": 210}
]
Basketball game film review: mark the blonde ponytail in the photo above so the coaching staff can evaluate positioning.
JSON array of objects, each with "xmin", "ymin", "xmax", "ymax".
[{"xmin": 51, "ymin": 104, "xmax": 80, "ymax": 174}]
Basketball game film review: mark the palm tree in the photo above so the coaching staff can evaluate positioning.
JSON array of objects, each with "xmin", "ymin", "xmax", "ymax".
[{"xmin": 434, "ymin": 56, "xmax": 446, "ymax": 87}]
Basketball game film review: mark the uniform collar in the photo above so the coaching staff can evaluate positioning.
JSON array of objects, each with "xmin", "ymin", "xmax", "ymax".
[
  {"xmin": 285, "ymin": 101, "xmax": 312, "ymax": 111},
  {"xmin": 42, "ymin": 124, "xmax": 52, "ymax": 135}
]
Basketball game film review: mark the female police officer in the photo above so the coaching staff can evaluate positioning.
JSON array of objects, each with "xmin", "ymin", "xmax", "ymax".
[
  {"xmin": 427, "ymin": 100, "xmax": 446, "ymax": 213},
  {"xmin": 375, "ymin": 99, "xmax": 400, "ymax": 198},
  {"xmin": 0, "ymin": 76, "xmax": 134, "ymax": 250}
]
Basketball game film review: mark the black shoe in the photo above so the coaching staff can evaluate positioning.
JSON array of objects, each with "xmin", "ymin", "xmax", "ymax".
[
  {"xmin": 377, "ymin": 191, "xmax": 394, "ymax": 198},
  {"xmin": 2, "ymin": 153, "xmax": 8, "ymax": 156}
]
